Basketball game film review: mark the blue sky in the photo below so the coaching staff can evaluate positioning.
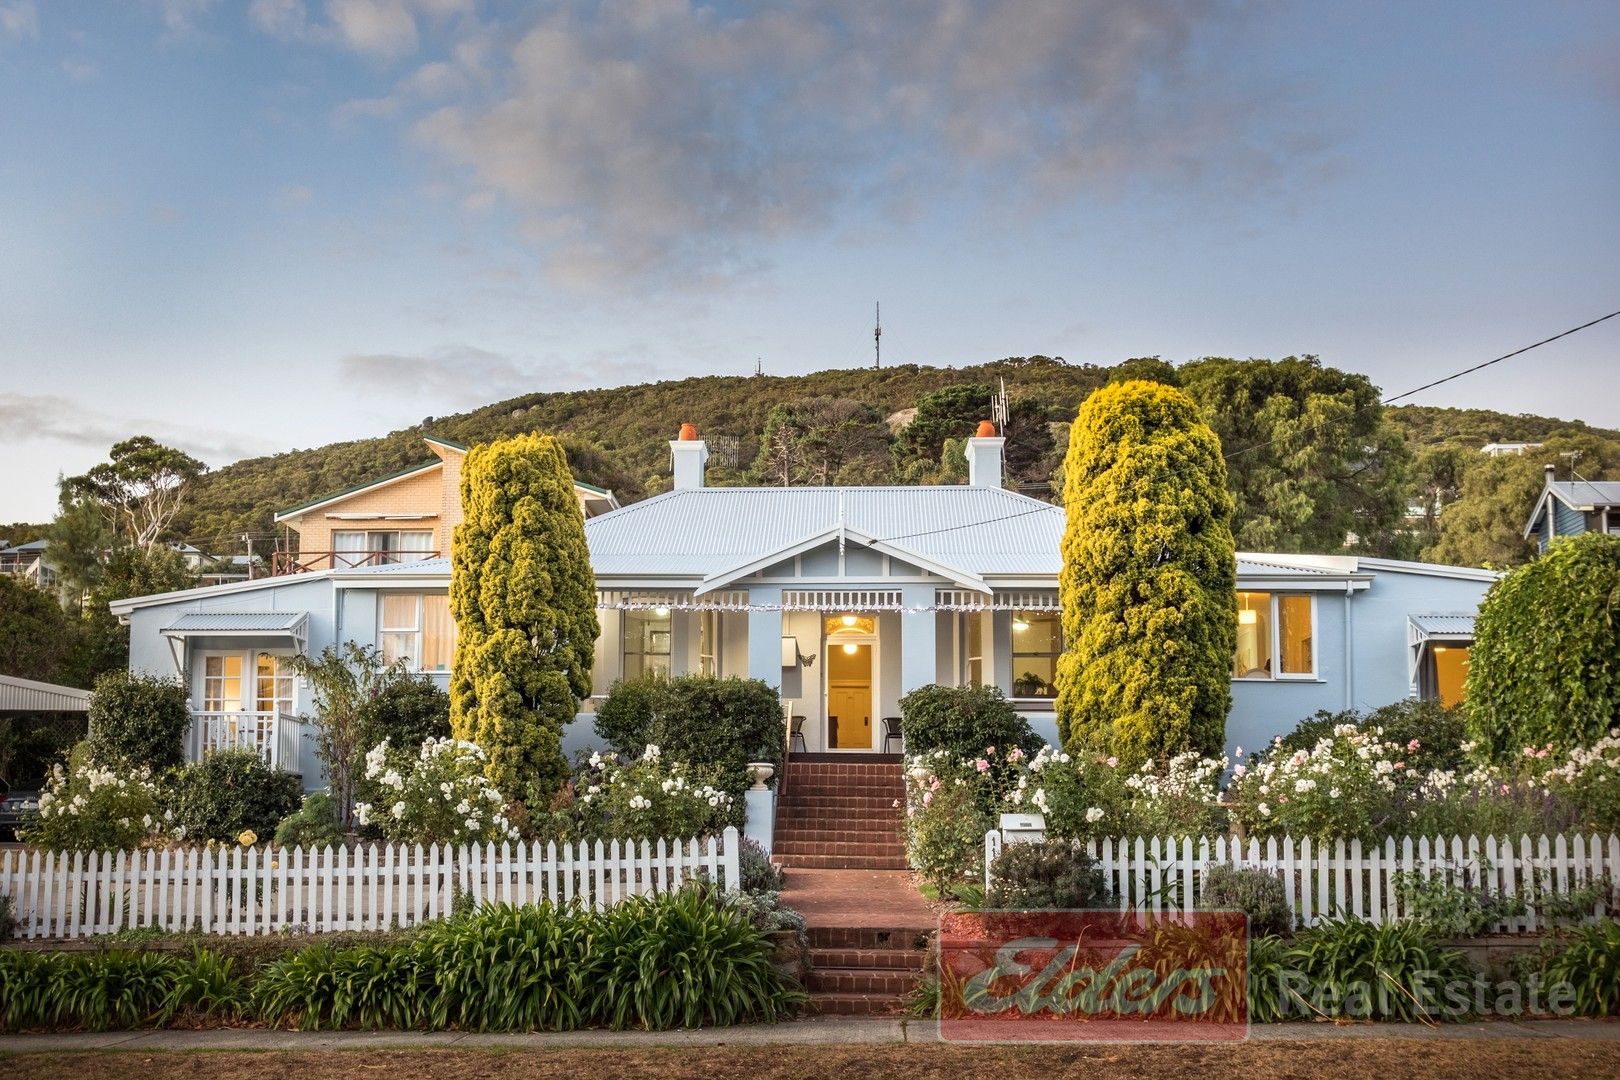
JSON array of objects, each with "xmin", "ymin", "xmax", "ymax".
[{"xmin": 2, "ymin": 0, "xmax": 1617, "ymax": 524}]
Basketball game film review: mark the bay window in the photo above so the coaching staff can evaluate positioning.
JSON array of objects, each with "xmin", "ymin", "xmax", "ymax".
[{"xmin": 1234, "ymin": 592, "xmax": 1315, "ymax": 680}]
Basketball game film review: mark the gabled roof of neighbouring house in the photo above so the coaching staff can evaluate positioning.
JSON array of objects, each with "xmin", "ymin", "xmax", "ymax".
[
  {"xmin": 585, "ymin": 486, "xmax": 1066, "ymax": 579},
  {"xmin": 273, "ymin": 435, "xmax": 619, "ymax": 523},
  {"xmin": 1523, "ymin": 478, "xmax": 1620, "ymax": 538}
]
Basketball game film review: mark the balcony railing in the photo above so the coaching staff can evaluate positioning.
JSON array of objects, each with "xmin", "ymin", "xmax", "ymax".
[
  {"xmin": 271, "ymin": 550, "xmax": 441, "ymax": 575},
  {"xmin": 187, "ymin": 711, "xmax": 306, "ymax": 772}
]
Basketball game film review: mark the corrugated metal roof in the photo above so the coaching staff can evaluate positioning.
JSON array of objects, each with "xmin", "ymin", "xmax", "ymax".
[
  {"xmin": 1551, "ymin": 480, "xmax": 1620, "ymax": 508},
  {"xmin": 338, "ymin": 558, "xmax": 453, "ymax": 576},
  {"xmin": 1236, "ymin": 556, "xmax": 1341, "ymax": 577},
  {"xmin": 0, "ymin": 675, "xmax": 91, "ymax": 712},
  {"xmin": 585, "ymin": 486, "xmax": 1067, "ymax": 578},
  {"xmin": 1410, "ymin": 614, "xmax": 1477, "ymax": 637},
  {"xmin": 161, "ymin": 612, "xmax": 307, "ymax": 634}
]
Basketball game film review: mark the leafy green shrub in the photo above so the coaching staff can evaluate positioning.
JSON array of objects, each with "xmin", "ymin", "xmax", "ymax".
[
  {"xmin": 737, "ymin": 836, "xmax": 783, "ymax": 895},
  {"xmin": 1281, "ymin": 917, "xmax": 1474, "ymax": 1022},
  {"xmin": 1467, "ymin": 533, "xmax": 1620, "ymax": 759},
  {"xmin": 594, "ymin": 675, "xmax": 783, "ymax": 811},
  {"xmin": 898, "ymin": 684, "xmax": 1035, "ymax": 765},
  {"xmin": 986, "ymin": 839, "xmax": 1110, "ymax": 910},
  {"xmin": 168, "ymin": 748, "xmax": 302, "ymax": 844},
  {"xmin": 1524, "ymin": 918, "xmax": 1620, "ymax": 1016},
  {"xmin": 354, "ymin": 672, "xmax": 450, "ymax": 813},
  {"xmin": 0, "ymin": 893, "xmax": 16, "ymax": 938},
  {"xmin": 1392, "ymin": 870, "xmax": 1525, "ymax": 938},
  {"xmin": 20, "ymin": 742, "xmax": 166, "ymax": 851},
  {"xmin": 408, "ymin": 901, "xmax": 592, "ymax": 1031},
  {"xmin": 252, "ymin": 943, "xmax": 424, "ymax": 1030},
  {"xmin": 354, "ymin": 738, "xmax": 518, "ymax": 846},
  {"xmin": 54, "ymin": 950, "xmax": 183, "ymax": 1030},
  {"xmin": 998, "ymin": 745, "xmax": 1227, "ymax": 840},
  {"xmin": 0, "ymin": 950, "xmax": 62, "ymax": 1031},
  {"xmin": 722, "ymin": 889, "xmax": 807, "ymax": 939},
  {"xmin": 1246, "ymin": 934, "xmax": 1291, "ymax": 1024},
  {"xmin": 274, "ymin": 792, "xmax": 346, "ymax": 849},
  {"xmin": 357, "ymin": 671, "xmax": 451, "ymax": 752},
  {"xmin": 161, "ymin": 948, "xmax": 250, "ymax": 1023},
  {"xmin": 1201, "ymin": 865, "xmax": 1292, "ymax": 937},
  {"xmin": 85, "ymin": 670, "xmax": 189, "ymax": 772},
  {"xmin": 589, "ymin": 887, "xmax": 805, "ymax": 1029},
  {"xmin": 1229, "ymin": 723, "xmax": 1406, "ymax": 842},
  {"xmin": 902, "ymin": 763, "xmax": 993, "ymax": 895},
  {"xmin": 574, "ymin": 746, "xmax": 736, "ymax": 842},
  {"xmin": 1269, "ymin": 699, "xmax": 1468, "ymax": 774}
]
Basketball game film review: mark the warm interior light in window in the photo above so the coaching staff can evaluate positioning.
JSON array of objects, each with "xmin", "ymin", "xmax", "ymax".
[
  {"xmin": 841, "ymin": 614, "xmax": 858, "ymax": 627},
  {"xmin": 842, "ymin": 642, "xmax": 858, "ymax": 655},
  {"xmin": 1238, "ymin": 609, "xmax": 1258, "ymax": 625},
  {"xmin": 653, "ymin": 607, "xmax": 670, "ymax": 618},
  {"xmin": 1012, "ymin": 617, "xmax": 1030, "ymax": 631}
]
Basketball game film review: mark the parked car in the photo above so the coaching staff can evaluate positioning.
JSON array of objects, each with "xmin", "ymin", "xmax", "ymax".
[{"xmin": 0, "ymin": 779, "xmax": 39, "ymax": 842}]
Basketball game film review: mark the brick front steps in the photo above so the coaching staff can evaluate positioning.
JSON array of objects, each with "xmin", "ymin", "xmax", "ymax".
[
  {"xmin": 802, "ymin": 925, "xmax": 933, "ymax": 1016},
  {"xmin": 774, "ymin": 758, "xmax": 933, "ymax": 1015},
  {"xmin": 773, "ymin": 756, "xmax": 907, "ymax": 871}
]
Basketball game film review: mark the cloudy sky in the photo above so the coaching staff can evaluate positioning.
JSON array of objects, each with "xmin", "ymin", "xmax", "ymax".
[{"xmin": 2, "ymin": 0, "xmax": 1617, "ymax": 523}]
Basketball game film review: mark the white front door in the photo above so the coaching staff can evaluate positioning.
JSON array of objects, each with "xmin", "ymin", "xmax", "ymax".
[{"xmin": 823, "ymin": 613, "xmax": 878, "ymax": 751}]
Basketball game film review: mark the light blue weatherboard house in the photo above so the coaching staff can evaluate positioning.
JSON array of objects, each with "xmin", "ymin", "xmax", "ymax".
[{"xmin": 110, "ymin": 425, "xmax": 1496, "ymax": 792}]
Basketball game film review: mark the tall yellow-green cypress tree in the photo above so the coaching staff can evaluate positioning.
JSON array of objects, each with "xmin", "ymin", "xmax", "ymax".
[
  {"xmin": 450, "ymin": 433, "xmax": 598, "ymax": 810},
  {"xmin": 1055, "ymin": 380, "xmax": 1236, "ymax": 767}
]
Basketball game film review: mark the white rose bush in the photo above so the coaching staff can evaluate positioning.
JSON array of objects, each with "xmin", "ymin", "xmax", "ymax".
[
  {"xmin": 573, "ymin": 745, "xmax": 736, "ymax": 842},
  {"xmin": 354, "ymin": 737, "xmax": 519, "ymax": 846},
  {"xmin": 20, "ymin": 746, "xmax": 169, "ymax": 852}
]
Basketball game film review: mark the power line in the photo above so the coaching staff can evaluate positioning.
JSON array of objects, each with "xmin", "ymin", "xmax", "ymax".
[
  {"xmin": 1223, "ymin": 306, "xmax": 1620, "ymax": 462},
  {"xmin": 877, "ymin": 306, "xmax": 1620, "ymax": 543},
  {"xmin": 875, "ymin": 503, "xmax": 1055, "ymax": 543}
]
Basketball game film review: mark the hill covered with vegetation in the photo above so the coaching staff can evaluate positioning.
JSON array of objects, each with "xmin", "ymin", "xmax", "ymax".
[{"xmin": 158, "ymin": 354, "xmax": 1619, "ymax": 569}]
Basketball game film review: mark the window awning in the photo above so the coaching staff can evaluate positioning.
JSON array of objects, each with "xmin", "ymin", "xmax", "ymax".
[
  {"xmin": 159, "ymin": 612, "xmax": 309, "ymax": 673},
  {"xmin": 1407, "ymin": 614, "xmax": 1476, "ymax": 696}
]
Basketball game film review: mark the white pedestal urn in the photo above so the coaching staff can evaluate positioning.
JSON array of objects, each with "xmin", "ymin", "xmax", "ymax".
[{"xmin": 743, "ymin": 762, "xmax": 777, "ymax": 854}]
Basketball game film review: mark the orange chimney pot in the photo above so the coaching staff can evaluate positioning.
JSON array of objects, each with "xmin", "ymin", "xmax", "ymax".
[
  {"xmin": 678, "ymin": 422, "xmax": 699, "ymax": 441},
  {"xmin": 975, "ymin": 420, "xmax": 997, "ymax": 438}
]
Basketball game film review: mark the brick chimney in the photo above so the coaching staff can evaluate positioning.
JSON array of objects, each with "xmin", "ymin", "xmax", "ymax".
[
  {"xmin": 964, "ymin": 419, "xmax": 1005, "ymax": 488},
  {"xmin": 671, "ymin": 422, "xmax": 708, "ymax": 490}
]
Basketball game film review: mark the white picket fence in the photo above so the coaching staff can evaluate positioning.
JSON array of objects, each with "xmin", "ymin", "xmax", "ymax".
[
  {"xmin": 983, "ymin": 830, "xmax": 1620, "ymax": 933},
  {"xmin": 0, "ymin": 826, "xmax": 741, "ymax": 940}
]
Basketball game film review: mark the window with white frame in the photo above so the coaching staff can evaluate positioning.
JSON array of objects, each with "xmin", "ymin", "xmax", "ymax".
[
  {"xmin": 1011, "ymin": 610, "xmax": 1062, "ymax": 698},
  {"xmin": 201, "ymin": 655, "xmax": 244, "ymax": 711},
  {"xmin": 623, "ymin": 608, "xmax": 672, "ymax": 680},
  {"xmin": 254, "ymin": 653, "xmax": 295, "ymax": 713},
  {"xmin": 381, "ymin": 593, "xmax": 456, "ymax": 671},
  {"xmin": 963, "ymin": 611, "xmax": 986, "ymax": 686},
  {"xmin": 1233, "ymin": 592, "xmax": 1315, "ymax": 679},
  {"xmin": 332, "ymin": 529, "xmax": 435, "ymax": 568},
  {"xmin": 698, "ymin": 610, "xmax": 721, "ymax": 677}
]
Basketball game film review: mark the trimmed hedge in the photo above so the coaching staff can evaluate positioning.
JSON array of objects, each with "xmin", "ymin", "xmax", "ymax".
[
  {"xmin": 898, "ymin": 683, "xmax": 1036, "ymax": 762},
  {"xmin": 593, "ymin": 675, "xmax": 783, "ymax": 813},
  {"xmin": 168, "ymin": 748, "xmax": 303, "ymax": 844},
  {"xmin": 85, "ymin": 670, "xmax": 189, "ymax": 773}
]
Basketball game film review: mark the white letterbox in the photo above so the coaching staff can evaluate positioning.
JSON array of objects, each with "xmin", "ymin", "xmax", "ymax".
[{"xmin": 999, "ymin": 812, "xmax": 1046, "ymax": 844}]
